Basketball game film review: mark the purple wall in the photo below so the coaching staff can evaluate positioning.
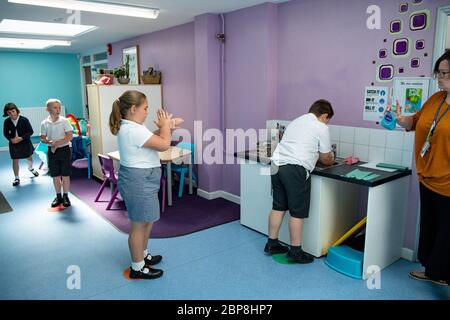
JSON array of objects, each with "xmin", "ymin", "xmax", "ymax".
[
  {"xmin": 107, "ymin": 0, "xmax": 449, "ymax": 250},
  {"xmin": 109, "ymin": 23, "xmax": 196, "ymax": 134},
  {"xmin": 222, "ymin": 3, "xmax": 278, "ymax": 198},
  {"xmin": 194, "ymin": 14, "xmax": 223, "ymax": 192}
]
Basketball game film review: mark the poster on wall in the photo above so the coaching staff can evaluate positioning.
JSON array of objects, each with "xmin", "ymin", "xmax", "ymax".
[
  {"xmin": 363, "ymin": 86, "xmax": 389, "ymax": 122},
  {"xmin": 392, "ymin": 77, "xmax": 431, "ymax": 115}
]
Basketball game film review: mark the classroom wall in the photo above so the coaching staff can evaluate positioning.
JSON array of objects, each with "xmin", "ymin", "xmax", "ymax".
[{"xmin": 0, "ymin": 52, "xmax": 83, "ymax": 148}]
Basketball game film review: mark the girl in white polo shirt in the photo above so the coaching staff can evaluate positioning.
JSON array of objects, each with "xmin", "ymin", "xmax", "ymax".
[{"xmin": 109, "ymin": 90, "xmax": 182, "ymax": 280}]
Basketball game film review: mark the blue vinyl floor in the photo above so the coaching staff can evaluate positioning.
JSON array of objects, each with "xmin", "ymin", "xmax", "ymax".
[{"xmin": 0, "ymin": 151, "xmax": 448, "ymax": 300}]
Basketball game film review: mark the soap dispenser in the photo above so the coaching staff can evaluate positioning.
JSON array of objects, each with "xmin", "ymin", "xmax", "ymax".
[{"xmin": 381, "ymin": 104, "xmax": 397, "ymax": 130}]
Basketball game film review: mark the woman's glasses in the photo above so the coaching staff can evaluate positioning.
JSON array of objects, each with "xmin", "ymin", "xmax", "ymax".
[{"xmin": 434, "ymin": 71, "xmax": 450, "ymax": 79}]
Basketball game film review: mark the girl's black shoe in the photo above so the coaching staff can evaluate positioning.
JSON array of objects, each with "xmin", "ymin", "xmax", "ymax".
[
  {"xmin": 51, "ymin": 196, "xmax": 62, "ymax": 207},
  {"xmin": 144, "ymin": 254, "xmax": 162, "ymax": 265},
  {"xmin": 129, "ymin": 266, "xmax": 163, "ymax": 279},
  {"xmin": 62, "ymin": 195, "xmax": 71, "ymax": 207}
]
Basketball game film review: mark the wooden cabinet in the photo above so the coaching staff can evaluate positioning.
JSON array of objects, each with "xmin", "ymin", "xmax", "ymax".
[{"xmin": 86, "ymin": 84, "xmax": 162, "ymax": 179}]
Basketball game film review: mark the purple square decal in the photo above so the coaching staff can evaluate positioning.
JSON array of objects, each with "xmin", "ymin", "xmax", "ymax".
[
  {"xmin": 379, "ymin": 49, "xmax": 387, "ymax": 59},
  {"xmin": 393, "ymin": 38, "xmax": 409, "ymax": 55},
  {"xmin": 390, "ymin": 20, "xmax": 402, "ymax": 33},
  {"xmin": 399, "ymin": 4, "xmax": 408, "ymax": 13},
  {"xmin": 410, "ymin": 13, "xmax": 427, "ymax": 31},
  {"xmin": 416, "ymin": 40, "xmax": 425, "ymax": 50},
  {"xmin": 411, "ymin": 58, "xmax": 420, "ymax": 68},
  {"xmin": 399, "ymin": 67, "xmax": 404, "ymax": 73},
  {"xmin": 379, "ymin": 65, "xmax": 394, "ymax": 80}
]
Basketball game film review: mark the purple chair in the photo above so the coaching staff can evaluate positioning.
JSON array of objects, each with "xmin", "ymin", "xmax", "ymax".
[{"xmin": 94, "ymin": 154, "xmax": 120, "ymax": 210}]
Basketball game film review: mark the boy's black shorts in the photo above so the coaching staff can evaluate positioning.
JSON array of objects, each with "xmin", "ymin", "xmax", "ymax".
[
  {"xmin": 48, "ymin": 145, "xmax": 72, "ymax": 177},
  {"xmin": 271, "ymin": 164, "xmax": 311, "ymax": 218}
]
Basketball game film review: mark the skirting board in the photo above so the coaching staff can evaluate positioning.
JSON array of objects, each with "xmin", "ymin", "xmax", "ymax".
[
  {"xmin": 197, "ymin": 189, "xmax": 240, "ymax": 205},
  {"xmin": 401, "ymin": 247, "xmax": 414, "ymax": 261}
]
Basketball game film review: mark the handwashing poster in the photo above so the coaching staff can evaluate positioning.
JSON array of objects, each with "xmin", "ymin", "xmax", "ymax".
[
  {"xmin": 392, "ymin": 77, "xmax": 431, "ymax": 115},
  {"xmin": 363, "ymin": 86, "xmax": 389, "ymax": 122}
]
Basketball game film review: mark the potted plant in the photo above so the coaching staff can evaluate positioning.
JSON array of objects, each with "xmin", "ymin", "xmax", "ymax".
[{"xmin": 114, "ymin": 55, "xmax": 130, "ymax": 84}]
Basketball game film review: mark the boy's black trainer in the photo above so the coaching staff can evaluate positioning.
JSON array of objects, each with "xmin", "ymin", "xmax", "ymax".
[
  {"xmin": 286, "ymin": 249, "xmax": 314, "ymax": 264},
  {"xmin": 264, "ymin": 241, "xmax": 289, "ymax": 255}
]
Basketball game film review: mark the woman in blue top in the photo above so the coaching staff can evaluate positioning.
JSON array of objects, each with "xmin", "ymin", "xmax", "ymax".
[{"xmin": 109, "ymin": 90, "xmax": 183, "ymax": 280}]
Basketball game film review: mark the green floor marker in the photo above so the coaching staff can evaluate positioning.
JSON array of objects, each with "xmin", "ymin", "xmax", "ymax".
[{"xmin": 272, "ymin": 253, "xmax": 295, "ymax": 264}]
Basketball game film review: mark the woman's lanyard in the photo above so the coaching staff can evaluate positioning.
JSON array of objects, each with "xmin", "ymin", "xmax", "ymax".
[{"xmin": 421, "ymin": 94, "xmax": 450, "ymax": 157}]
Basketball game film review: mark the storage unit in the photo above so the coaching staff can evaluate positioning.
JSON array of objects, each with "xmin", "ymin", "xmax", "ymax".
[{"xmin": 86, "ymin": 84, "xmax": 162, "ymax": 179}]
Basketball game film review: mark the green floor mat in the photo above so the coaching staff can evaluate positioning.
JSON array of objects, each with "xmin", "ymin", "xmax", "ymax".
[{"xmin": 272, "ymin": 253, "xmax": 295, "ymax": 264}]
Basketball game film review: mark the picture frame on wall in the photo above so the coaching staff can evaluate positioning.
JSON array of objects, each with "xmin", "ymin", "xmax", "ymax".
[{"xmin": 122, "ymin": 45, "xmax": 140, "ymax": 85}]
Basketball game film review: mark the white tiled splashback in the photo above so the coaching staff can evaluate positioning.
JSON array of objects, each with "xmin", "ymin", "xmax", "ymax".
[
  {"xmin": 266, "ymin": 120, "xmax": 414, "ymax": 168},
  {"xmin": 329, "ymin": 125, "xmax": 414, "ymax": 168}
]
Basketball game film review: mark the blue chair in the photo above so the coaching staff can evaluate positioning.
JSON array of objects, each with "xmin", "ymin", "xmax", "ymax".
[
  {"xmin": 71, "ymin": 136, "xmax": 92, "ymax": 179},
  {"xmin": 171, "ymin": 142, "xmax": 197, "ymax": 198}
]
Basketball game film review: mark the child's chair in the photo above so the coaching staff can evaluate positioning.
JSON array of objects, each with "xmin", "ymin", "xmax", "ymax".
[
  {"xmin": 35, "ymin": 142, "xmax": 48, "ymax": 169},
  {"xmin": 95, "ymin": 154, "xmax": 120, "ymax": 210},
  {"xmin": 170, "ymin": 141, "xmax": 197, "ymax": 198},
  {"xmin": 71, "ymin": 136, "xmax": 92, "ymax": 179}
]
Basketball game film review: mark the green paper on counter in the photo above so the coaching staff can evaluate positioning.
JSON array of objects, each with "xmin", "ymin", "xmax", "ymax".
[
  {"xmin": 376, "ymin": 163, "xmax": 408, "ymax": 171},
  {"xmin": 342, "ymin": 169, "xmax": 380, "ymax": 181},
  {"xmin": 361, "ymin": 173, "xmax": 380, "ymax": 181}
]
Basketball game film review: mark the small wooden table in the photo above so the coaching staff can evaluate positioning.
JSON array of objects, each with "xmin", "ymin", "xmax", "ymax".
[{"xmin": 108, "ymin": 146, "xmax": 193, "ymax": 206}]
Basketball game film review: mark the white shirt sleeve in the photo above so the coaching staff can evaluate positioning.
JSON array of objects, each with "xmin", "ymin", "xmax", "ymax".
[
  {"xmin": 131, "ymin": 125, "xmax": 154, "ymax": 147},
  {"xmin": 63, "ymin": 118, "xmax": 73, "ymax": 132},
  {"xmin": 40, "ymin": 121, "xmax": 47, "ymax": 137},
  {"xmin": 318, "ymin": 126, "xmax": 332, "ymax": 153}
]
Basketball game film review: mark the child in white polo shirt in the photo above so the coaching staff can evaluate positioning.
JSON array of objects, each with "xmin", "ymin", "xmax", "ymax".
[
  {"xmin": 266, "ymin": 99, "xmax": 335, "ymax": 263},
  {"xmin": 109, "ymin": 90, "xmax": 183, "ymax": 280},
  {"xmin": 40, "ymin": 99, "xmax": 73, "ymax": 208}
]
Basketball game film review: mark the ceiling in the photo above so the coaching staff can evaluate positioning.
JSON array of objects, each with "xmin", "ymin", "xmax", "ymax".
[{"xmin": 0, "ymin": 0, "xmax": 289, "ymax": 54}]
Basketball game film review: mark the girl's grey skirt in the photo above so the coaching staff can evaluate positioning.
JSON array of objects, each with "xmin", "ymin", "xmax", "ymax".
[{"xmin": 118, "ymin": 165, "xmax": 161, "ymax": 223}]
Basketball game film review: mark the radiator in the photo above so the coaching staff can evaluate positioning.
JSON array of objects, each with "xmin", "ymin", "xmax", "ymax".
[{"xmin": 19, "ymin": 106, "xmax": 66, "ymax": 136}]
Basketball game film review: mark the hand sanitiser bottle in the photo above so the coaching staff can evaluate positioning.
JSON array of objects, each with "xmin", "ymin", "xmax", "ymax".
[{"xmin": 381, "ymin": 104, "xmax": 397, "ymax": 130}]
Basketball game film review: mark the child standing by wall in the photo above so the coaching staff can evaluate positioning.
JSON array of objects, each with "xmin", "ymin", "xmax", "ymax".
[
  {"xmin": 40, "ymin": 99, "xmax": 73, "ymax": 208},
  {"xmin": 3, "ymin": 103, "xmax": 39, "ymax": 186},
  {"xmin": 109, "ymin": 90, "xmax": 182, "ymax": 280}
]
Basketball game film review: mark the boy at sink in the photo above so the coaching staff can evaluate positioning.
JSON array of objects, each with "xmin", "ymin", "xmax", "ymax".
[{"xmin": 265, "ymin": 99, "xmax": 335, "ymax": 263}]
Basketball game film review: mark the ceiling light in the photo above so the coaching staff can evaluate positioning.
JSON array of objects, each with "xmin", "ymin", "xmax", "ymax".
[
  {"xmin": 0, "ymin": 19, "xmax": 97, "ymax": 37},
  {"xmin": 8, "ymin": 0, "xmax": 160, "ymax": 19},
  {"xmin": 0, "ymin": 37, "xmax": 71, "ymax": 49}
]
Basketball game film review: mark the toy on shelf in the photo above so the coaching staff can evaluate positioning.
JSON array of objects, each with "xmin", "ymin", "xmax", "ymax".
[{"xmin": 66, "ymin": 114, "xmax": 81, "ymax": 136}]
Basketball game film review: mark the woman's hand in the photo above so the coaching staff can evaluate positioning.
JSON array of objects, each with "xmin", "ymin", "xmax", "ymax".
[{"xmin": 386, "ymin": 100, "xmax": 413, "ymax": 130}]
